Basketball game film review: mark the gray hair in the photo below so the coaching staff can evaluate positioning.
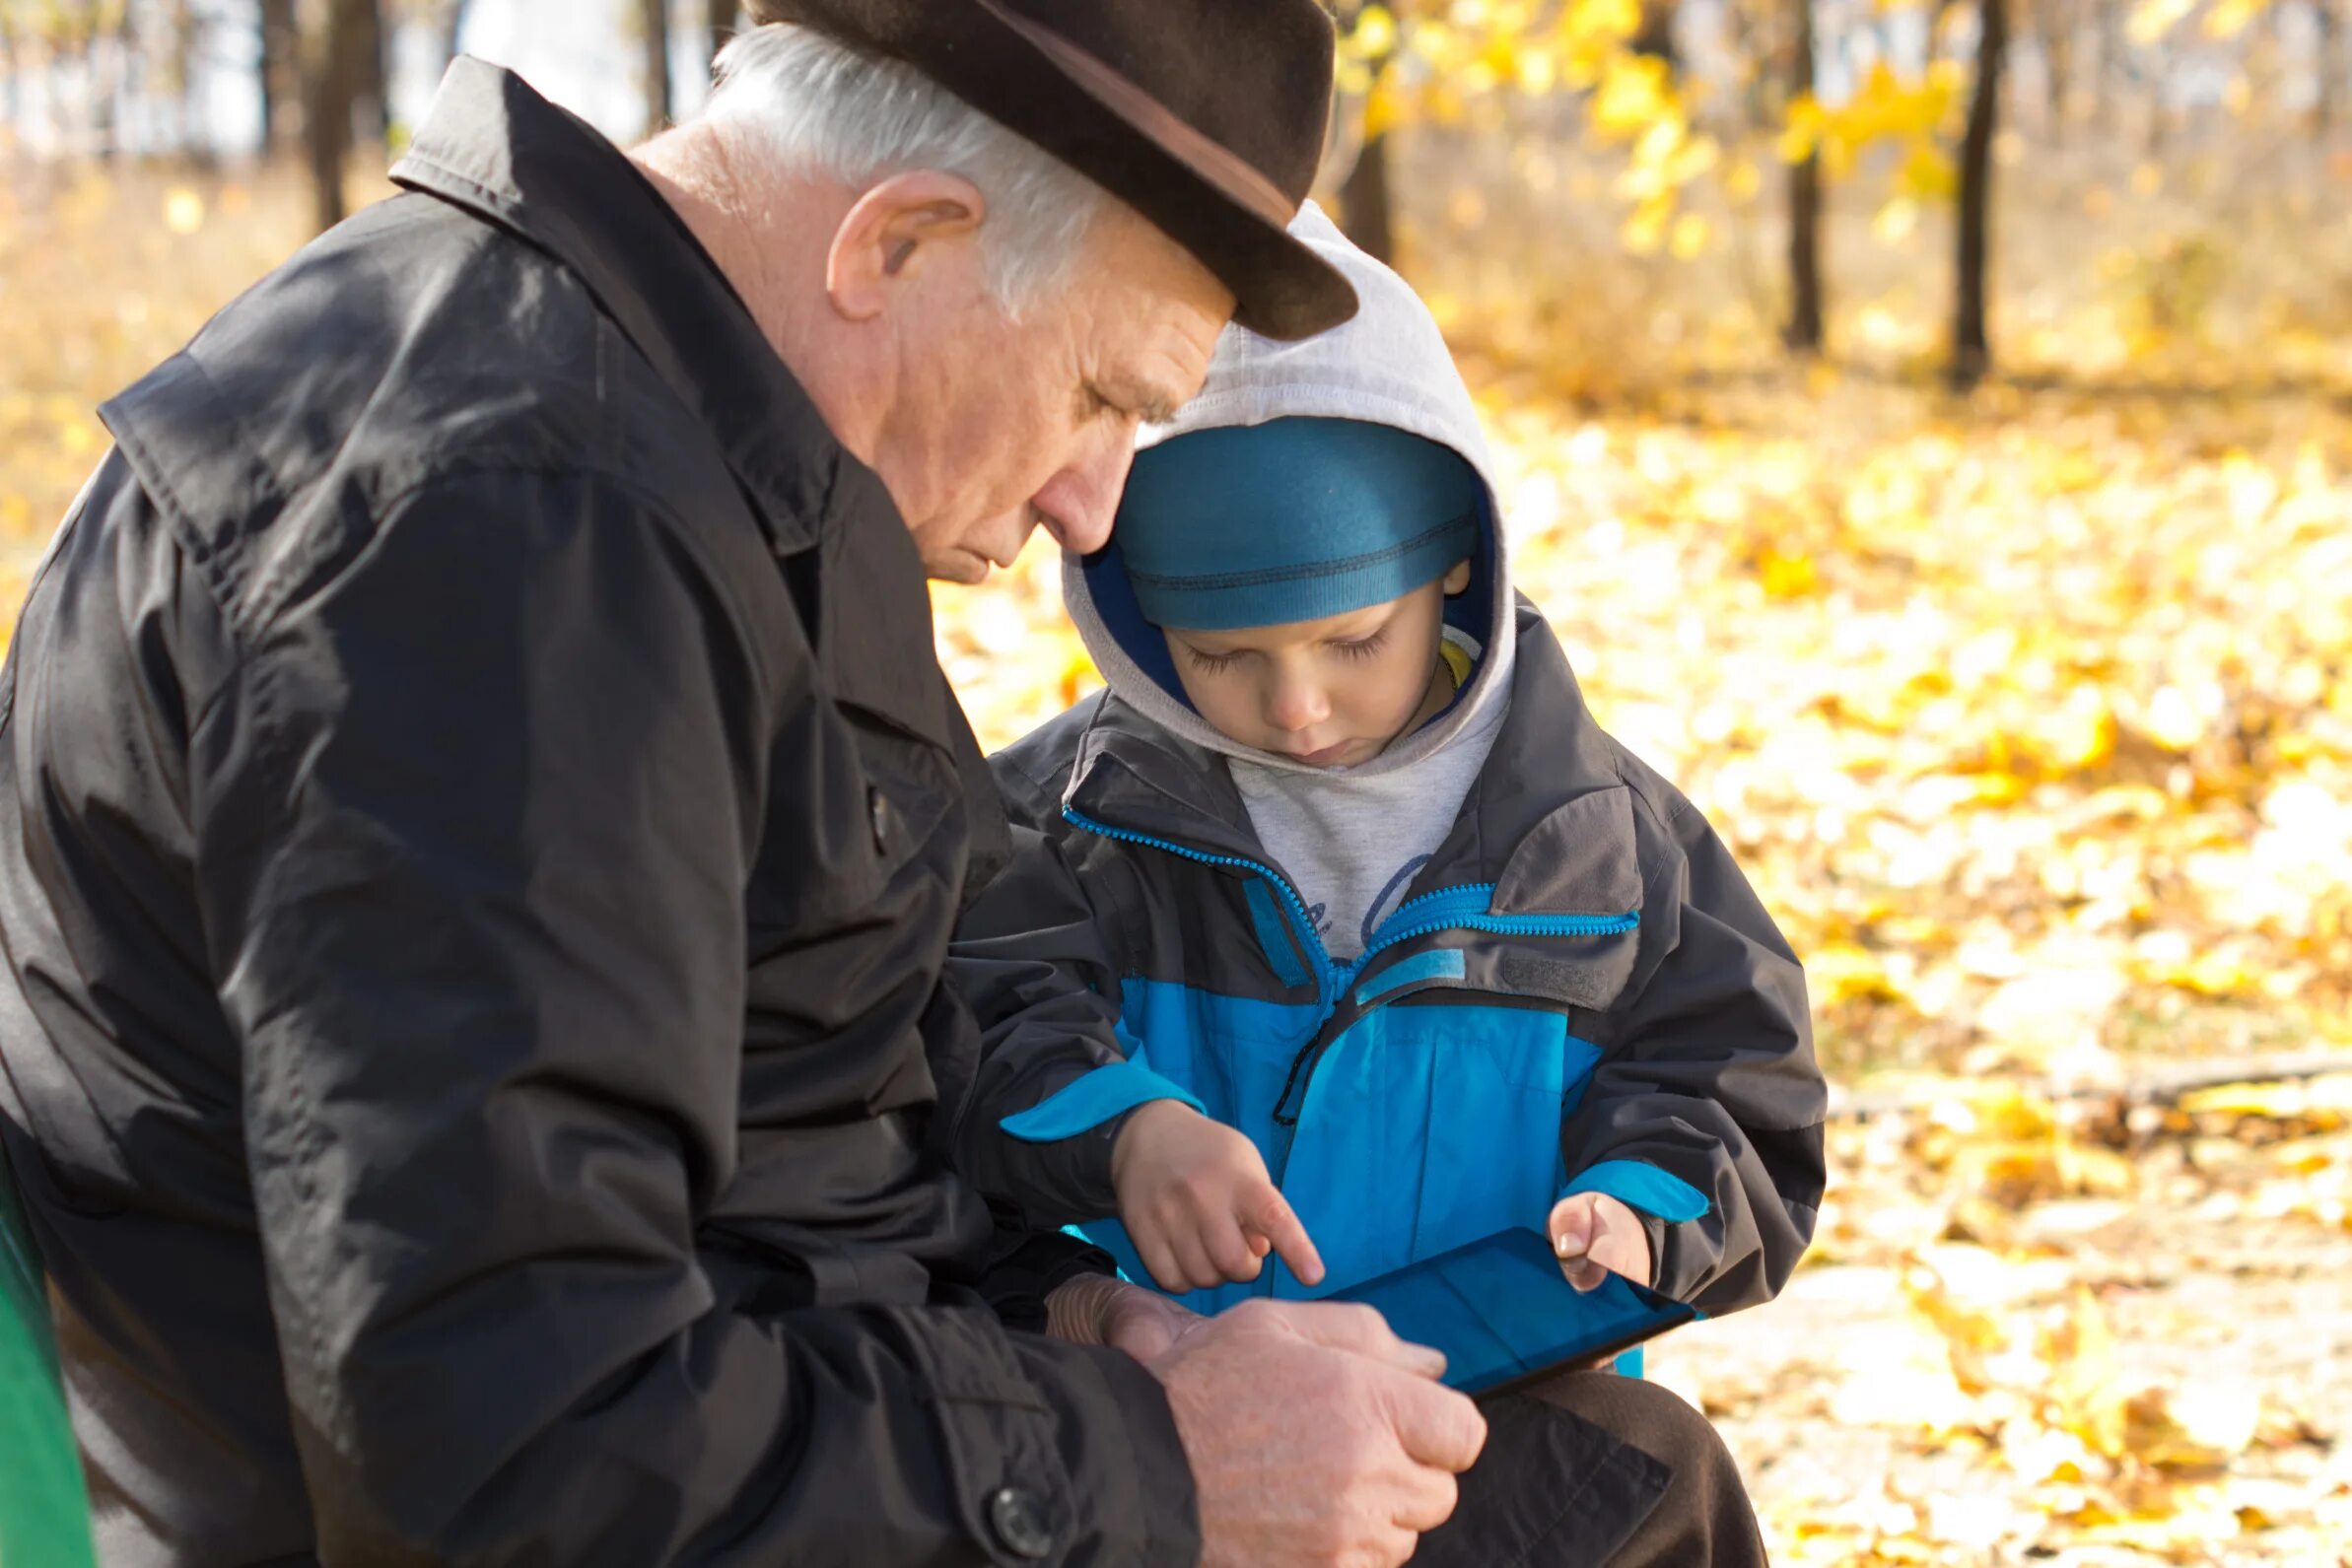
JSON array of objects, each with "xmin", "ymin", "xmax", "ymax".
[{"xmin": 704, "ymin": 24, "xmax": 1112, "ymax": 315}]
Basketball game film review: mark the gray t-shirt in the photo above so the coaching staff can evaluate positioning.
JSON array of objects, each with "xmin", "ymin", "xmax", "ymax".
[{"xmin": 1227, "ymin": 629, "xmax": 1505, "ymax": 959}]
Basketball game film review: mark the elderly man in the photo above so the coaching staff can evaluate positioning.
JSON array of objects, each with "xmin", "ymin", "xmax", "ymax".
[{"xmin": 0, "ymin": 3, "xmax": 1496, "ymax": 1564}]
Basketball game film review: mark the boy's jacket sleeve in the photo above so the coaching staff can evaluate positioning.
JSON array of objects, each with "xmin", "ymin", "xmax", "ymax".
[
  {"xmin": 943, "ymin": 819, "xmax": 1151, "ymax": 1227},
  {"xmin": 1561, "ymin": 784, "xmax": 1826, "ymax": 1317}
]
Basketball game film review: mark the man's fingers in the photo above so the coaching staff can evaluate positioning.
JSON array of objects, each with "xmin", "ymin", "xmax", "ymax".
[
  {"xmin": 1245, "ymin": 1187, "xmax": 1325, "ymax": 1287},
  {"xmin": 1562, "ymin": 1254, "xmax": 1608, "ymax": 1293},
  {"xmin": 1380, "ymin": 1370, "xmax": 1488, "ymax": 1473},
  {"xmin": 1281, "ymin": 1301, "xmax": 1447, "ymax": 1379},
  {"xmin": 1389, "ymin": 1461, "xmax": 1463, "ymax": 1534}
]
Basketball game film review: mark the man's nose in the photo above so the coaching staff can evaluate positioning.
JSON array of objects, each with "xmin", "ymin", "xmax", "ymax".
[{"xmin": 1034, "ymin": 429, "xmax": 1138, "ymax": 557}]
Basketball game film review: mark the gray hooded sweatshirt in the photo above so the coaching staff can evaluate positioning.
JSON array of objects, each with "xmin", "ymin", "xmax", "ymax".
[{"xmin": 1064, "ymin": 203, "xmax": 1515, "ymax": 959}]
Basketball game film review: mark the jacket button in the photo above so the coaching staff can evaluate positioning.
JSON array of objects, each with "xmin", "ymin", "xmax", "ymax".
[
  {"xmin": 867, "ymin": 786, "xmax": 890, "ymax": 855},
  {"xmin": 986, "ymin": 1485, "xmax": 1054, "ymax": 1559}
]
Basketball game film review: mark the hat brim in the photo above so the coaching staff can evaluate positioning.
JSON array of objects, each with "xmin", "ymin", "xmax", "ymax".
[{"xmin": 749, "ymin": 1, "xmax": 1359, "ymax": 340}]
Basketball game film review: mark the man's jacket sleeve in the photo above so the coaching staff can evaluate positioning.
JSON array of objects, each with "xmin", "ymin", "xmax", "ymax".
[
  {"xmin": 190, "ymin": 470, "xmax": 1195, "ymax": 1565},
  {"xmin": 942, "ymin": 814, "xmax": 1191, "ymax": 1227},
  {"xmin": 1559, "ymin": 788, "xmax": 1826, "ymax": 1317}
]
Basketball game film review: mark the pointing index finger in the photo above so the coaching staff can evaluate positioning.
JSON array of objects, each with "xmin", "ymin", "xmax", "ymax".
[{"xmin": 1247, "ymin": 1185, "xmax": 1326, "ymax": 1287}]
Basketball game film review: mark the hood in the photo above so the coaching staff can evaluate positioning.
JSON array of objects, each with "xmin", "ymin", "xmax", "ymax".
[{"xmin": 1064, "ymin": 200, "xmax": 1516, "ymax": 781}]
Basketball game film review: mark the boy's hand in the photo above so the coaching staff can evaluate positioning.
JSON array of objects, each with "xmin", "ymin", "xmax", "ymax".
[
  {"xmin": 1546, "ymin": 1192, "xmax": 1652, "ymax": 1292},
  {"xmin": 1112, "ymin": 1100, "xmax": 1326, "ymax": 1293}
]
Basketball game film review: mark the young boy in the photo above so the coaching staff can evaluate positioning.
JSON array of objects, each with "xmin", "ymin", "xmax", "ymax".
[{"xmin": 945, "ymin": 207, "xmax": 1825, "ymax": 1361}]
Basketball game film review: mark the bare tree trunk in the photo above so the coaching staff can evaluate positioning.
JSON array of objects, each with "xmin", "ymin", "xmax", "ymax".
[
  {"xmin": 2319, "ymin": 0, "xmax": 2338, "ymax": 138},
  {"xmin": 259, "ymin": 0, "xmax": 301, "ymax": 151},
  {"xmin": 1952, "ymin": 0, "xmax": 2008, "ymax": 388},
  {"xmin": 91, "ymin": 1, "xmax": 135, "ymax": 161},
  {"xmin": 439, "ymin": 0, "xmax": 471, "ymax": 72},
  {"xmin": 357, "ymin": 0, "xmax": 389, "ymax": 143},
  {"xmin": 2038, "ymin": 0, "xmax": 2072, "ymax": 140},
  {"xmin": 305, "ymin": 0, "xmax": 372, "ymax": 230},
  {"xmin": 172, "ymin": 0, "xmax": 212, "ymax": 162},
  {"xmin": 1332, "ymin": 2, "xmax": 1397, "ymax": 265},
  {"xmin": 1337, "ymin": 130, "xmax": 1395, "ymax": 266},
  {"xmin": 642, "ymin": 0, "xmax": 672, "ymax": 136},
  {"xmin": 1784, "ymin": 0, "xmax": 1826, "ymax": 353},
  {"xmin": 0, "ymin": 15, "xmax": 17, "ymax": 136},
  {"xmin": 2090, "ymin": 0, "xmax": 2118, "ymax": 129},
  {"xmin": 1633, "ymin": 0, "xmax": 1682, "ymax": 68},
  {"xmin": 707, "ymin": 0, "xmax": 736, "ymax": 66}
]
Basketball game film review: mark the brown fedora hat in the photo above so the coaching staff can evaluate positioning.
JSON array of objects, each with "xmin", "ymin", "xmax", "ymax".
[{"xmin": 741, "ymin": 0, "xmax": 1357, "ymax": 339}]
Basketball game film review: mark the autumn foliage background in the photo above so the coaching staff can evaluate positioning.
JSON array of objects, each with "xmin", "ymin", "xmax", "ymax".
[{"xmin": 4, "ymin": 0, "xmax": 2351, "ymax": 1560}]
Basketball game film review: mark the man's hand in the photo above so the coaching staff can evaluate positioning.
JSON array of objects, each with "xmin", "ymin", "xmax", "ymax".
[
  {"xmin": 1112, "ymin": 1100, "xmax": 1325, "ymax": 1292},
  {"xmin": 1547, "ymin": 1192, "xmax": 1652, "ymax": 1292},
  {"xmin": 1044, "ymin": 1273, "xmax": 1203, "ymax": 1363},
  {"xmin": 1153, "ymin": 1298, "xmax": 1487, "ymax": 1568}
]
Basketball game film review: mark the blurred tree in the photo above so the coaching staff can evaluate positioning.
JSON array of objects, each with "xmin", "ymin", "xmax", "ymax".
[
  {"xmin": 356, "ymin": 0, "xmax": 388, "ymax": 142},
  {"xmin": 258, "ymin": 0, "xmax": 300, "ymax": 151},
  {"xmin": 707, "ymin": 0, "xmax": 736, "ymax": 66},
  {"xmin": 1953, "ymin": 0, "xmax": 2007, "ymax": 386},
  {"xmin": 2318, "ymin": 0, "xmax": 2337, "ymax": 136},
  {"xmin": 2032, "ymin": 0, "xmax": 2074, "ymax": 137},
  {"xmin": 0, "ymin": 9, "xmax": 16, "ymax": 131},
  {"xmin": 302, "ymin": 0, "xmax": 377, "ymax": 229},
  {"xmin": 1632, "ymin": 0, "xmax": 1681, "ymax": 66},
  {"xmin": 641, "ymin": 0, "xmax": 671, "ymax": 135},
  {"xmin": 1334, "ymin": 0, "xmax": 1397, "ymax": 264},
  {"xmin": 442, "ymin": 0, "xmax": 470, "ymax": 71},
  {"xmin": 1785, "ymin": 0, "xmax": 1826, "ymax": 352}
]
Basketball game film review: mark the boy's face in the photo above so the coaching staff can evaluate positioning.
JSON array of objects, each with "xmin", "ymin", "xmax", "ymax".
[{"xmin": 1161, "ymin": 559, "xmax": 1474, "ymax": 770}]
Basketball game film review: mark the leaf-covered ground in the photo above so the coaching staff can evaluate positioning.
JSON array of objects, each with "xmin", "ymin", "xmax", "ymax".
[{"xmin": 8, "ymin": 164, "xmax": 2351, "ymax": 1564}]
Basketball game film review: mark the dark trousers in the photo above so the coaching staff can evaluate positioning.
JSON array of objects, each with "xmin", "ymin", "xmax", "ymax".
[{"xmin": 1411, "ymin": 1372, "xmax": 1769, "ymax": 1566}]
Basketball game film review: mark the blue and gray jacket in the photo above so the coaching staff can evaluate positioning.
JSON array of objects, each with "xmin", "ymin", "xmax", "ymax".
[{"xmin": 944, "ymin": 600, "xmax": 1826, "ymax": 1321}]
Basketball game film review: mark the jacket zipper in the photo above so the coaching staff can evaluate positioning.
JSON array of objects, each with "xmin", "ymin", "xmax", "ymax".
[
  {"xmin": 1059, "ymin": 805, "xmax": 1337, "ymax": 997},
  {"xmin": 1060, "ymin": 798, "xmax": 1639, "ymax": 1155}
]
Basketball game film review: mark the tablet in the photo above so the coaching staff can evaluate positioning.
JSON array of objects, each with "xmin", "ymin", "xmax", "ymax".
[{"xmin": 1329, "ymin": 1226, "xmax": 1696, "ymax": 1399}]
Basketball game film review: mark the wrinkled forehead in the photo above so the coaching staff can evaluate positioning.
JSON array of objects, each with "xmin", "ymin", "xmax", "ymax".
[{"xmin": 1083, "ymin": 212, "xmax": 1234, "ymax": 402}]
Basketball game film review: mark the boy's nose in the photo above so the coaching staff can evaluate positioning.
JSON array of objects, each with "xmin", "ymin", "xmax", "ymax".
[{"xmin": 1267, "ymin": 677, "xmax": 1330, "ymax": 733}]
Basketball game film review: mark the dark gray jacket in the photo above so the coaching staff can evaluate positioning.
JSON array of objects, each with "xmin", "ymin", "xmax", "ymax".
[
  {"xmin": 948, "ymin": 603, "xmax": 1827, "ymax": 1320},
  {"xmin": 0, "ymin": 61, "xmax": 1191, "ymax": 1567}
]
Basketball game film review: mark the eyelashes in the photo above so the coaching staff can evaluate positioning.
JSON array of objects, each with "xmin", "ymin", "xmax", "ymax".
[
  {"xmin": 1185, "ymin": 647, "xmax": 1244, "ymax": 673},
  {"xmin": 1180, "ymin": 626, "xmax": 1390, "ymax": 673}
]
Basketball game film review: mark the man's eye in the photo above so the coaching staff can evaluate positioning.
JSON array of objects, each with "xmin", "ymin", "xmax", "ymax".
[{"xmin": 1187, "ymin": 647, "xmax": 1242, "ymax": 673}]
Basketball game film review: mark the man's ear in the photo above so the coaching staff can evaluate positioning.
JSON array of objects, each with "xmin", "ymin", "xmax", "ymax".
[
  {"xmin": 824, "ymin": 170, "xmax": 989, "ymax": 322},
  {"xmin": 1442, "ymin": 556, "xmax": 1475, "ymax": 595}
]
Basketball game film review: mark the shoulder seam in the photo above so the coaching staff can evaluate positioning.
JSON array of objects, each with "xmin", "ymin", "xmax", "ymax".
[{"xmin": 186, "ymin": 463, "xmax": 785, "ymax": 737}]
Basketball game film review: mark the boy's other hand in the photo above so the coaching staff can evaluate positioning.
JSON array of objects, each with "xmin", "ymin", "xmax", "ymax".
[
  {"xmin": 1112, "ymin": 1100, "xmax": 1326, "ymax": 1292},
  {"xmin": 1547, "ymin": 1192, "xmax": 1653, "ymax": 1292}
]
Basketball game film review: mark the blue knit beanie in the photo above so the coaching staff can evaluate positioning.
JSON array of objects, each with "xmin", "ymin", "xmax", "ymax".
[{"xmin": 1114, "ymin": 417, "xmax": 1483, "ymax": 632}]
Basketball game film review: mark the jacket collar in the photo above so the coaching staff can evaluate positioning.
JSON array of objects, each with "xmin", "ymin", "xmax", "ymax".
[
  {"xmin": 1067, "ymin": 599, "xmax": 1639, "ymax": 913},
  {"xmin": 390, "ymin": 58, "xmax": 847, "ymax": 556}
]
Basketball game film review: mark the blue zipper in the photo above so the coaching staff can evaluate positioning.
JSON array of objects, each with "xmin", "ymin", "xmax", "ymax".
[
  {"xmin": 1060, "ymin": 805, "xmax": 1337, "ymax": 997},
  {"xmin": 1058, "ymin": 804, "xmax": 1641, "ymax": 1180},
  {"xmin": 1360, "ymin": 895, "xmax": 1640, "ymax": 960}
]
